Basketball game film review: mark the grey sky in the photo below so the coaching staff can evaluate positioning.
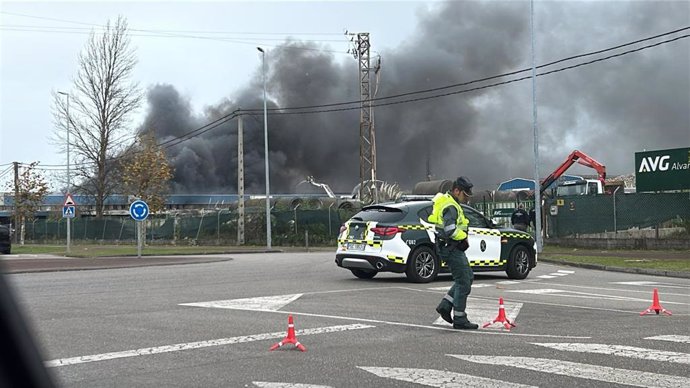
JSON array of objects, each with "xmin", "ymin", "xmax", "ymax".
[{"xmin": 1, "ymin": 0, "xmax": 688, "ymax": 194}]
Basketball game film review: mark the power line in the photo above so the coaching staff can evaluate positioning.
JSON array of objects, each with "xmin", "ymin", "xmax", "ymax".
[
  {"xmin": 0, "ymin": 12, "xmax": 350, "ymax": 54},
  {"xmin": 4, "ymin": 20, "xmax": 687, "ymax": 170},
  {"xmin": 15, "ymin": 32, "xmax": 690, "ymax": 171},
  {"xmin": 242, "ymin": 26, "xmax": 690, "ymax": 114}
]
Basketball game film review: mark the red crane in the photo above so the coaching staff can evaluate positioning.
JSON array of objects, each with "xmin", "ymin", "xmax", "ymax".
[{"xmin": 540, "ymin": 150, "xmax": 606, "ymax": 194}]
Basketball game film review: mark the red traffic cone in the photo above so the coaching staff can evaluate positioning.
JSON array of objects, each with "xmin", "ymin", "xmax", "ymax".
[
  {"xmin": 483, "ymin": 297, "xmax": 516, "ymax": 330},
  {"xmin": 269, "ymin": 315, "xmax": 307, "ymax": 352},
  {"xmin": 640, "ymin": 288, "xmax": 672, "ymax": 316}
]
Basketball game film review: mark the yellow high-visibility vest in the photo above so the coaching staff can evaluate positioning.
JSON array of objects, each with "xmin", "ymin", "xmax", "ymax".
[{"xmin": 428, "ymin": 192, "xmax": 469, "ymax": 241}]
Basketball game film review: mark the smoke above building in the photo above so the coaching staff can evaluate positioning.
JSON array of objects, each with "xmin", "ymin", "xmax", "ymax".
[{"xmin": 137, "ymin": 0, "xmax": 689, "ymax": 194}]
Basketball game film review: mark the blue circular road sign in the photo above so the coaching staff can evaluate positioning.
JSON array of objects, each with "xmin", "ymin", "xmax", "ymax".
[{"xmin": 129, "ymin": 200, "xmax": 150, "ymax": 221}]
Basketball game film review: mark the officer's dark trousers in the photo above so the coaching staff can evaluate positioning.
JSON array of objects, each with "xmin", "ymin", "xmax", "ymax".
[{"xmin": 440, "ymin": 244, "xmax": 473, "ymax": 314}]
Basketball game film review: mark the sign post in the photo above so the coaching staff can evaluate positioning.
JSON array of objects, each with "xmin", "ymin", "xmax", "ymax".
[
  {"xmin": 129, "ymin": 200, "xmax": 150, "ymax": 258},
  {"xmin": 62, "ymin": 193, "xmax": 76, "ymax": 255}
]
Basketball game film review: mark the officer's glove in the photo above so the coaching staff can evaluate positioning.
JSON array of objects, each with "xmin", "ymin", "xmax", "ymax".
[{"xmin": 458, "ymin": 238, "xmax": 469, "ymax": 252}]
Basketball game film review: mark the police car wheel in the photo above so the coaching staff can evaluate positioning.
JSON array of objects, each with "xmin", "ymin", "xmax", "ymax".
[
  {"xmin": 350, "ymin": 269, "xmax": 377, "ymax": 279},
  {"xmin": 506, "ymin": 245, "xmax": 531, "ymax": 279},
  {"xmin": 405, "ymin": 246, "xmax": 439, "ymax": 283}
]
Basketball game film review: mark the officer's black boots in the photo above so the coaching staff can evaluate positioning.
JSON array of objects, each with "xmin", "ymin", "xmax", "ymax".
[
  {"xmin": 436, "ymin": 300, "xmax": 453, "ymax": 324},
  {"xmin": 452, "ymin": 312, "xmax": 479, "ymax": 330}
]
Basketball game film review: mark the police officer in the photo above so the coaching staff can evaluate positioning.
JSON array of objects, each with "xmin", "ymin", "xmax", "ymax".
[
  {"xmin": 429, "ymin": 176, "xmax": 479, "ymax": 330},
  {"xmin": 511, "ymin": 204, "xmax": 530, "ymax": 231}
]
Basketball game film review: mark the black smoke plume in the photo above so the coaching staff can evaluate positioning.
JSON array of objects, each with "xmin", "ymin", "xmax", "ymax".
[{"xmin": 138, "ymin": 1, "xmax": 689, "ymax": 194}]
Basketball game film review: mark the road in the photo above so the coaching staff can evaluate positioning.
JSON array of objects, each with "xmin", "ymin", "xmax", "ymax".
[{"xmin": 4, "ymin": 252, "xmax": 689, "ymax": 387}]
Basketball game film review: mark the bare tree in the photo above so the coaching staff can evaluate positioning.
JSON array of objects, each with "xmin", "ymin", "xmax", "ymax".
[{"xmin": 53, "ymin": 16, "xmax": 142, "ymax": 217}]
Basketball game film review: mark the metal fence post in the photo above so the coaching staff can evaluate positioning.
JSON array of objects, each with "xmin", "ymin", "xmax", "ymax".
[
  {"xmin": 328, "ymin": 202, "xmax": 334, "ymax": 236},
  {"xmin": 613, "ymin": 186, "xmax": 620, "ymax": 234}
]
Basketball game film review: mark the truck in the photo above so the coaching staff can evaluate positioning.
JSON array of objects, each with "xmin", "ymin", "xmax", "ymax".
[{"xmin": 541, "ymin": 150, "xmax": 607, "ymax": 196}]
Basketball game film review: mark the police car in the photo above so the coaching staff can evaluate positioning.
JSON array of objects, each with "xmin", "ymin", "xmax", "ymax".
[{"xmin": 335, "ymin": 199, "xmax": 537, "ymax": 283}]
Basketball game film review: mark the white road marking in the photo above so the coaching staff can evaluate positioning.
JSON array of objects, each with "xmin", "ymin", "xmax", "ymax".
[
  {"xmin": 506, "ymin": 288, "xmax": 685, "ymax": 304},
  {"xmin": 613, "ymin": 281, "xmax": 689, "ymax": 289},
  {"xmin": 433, "ymin": 301, "xmax": 523, "ymax": 330},
  {"xmin": 496, "ymin": 280, "xmax": 521, "ymax": 285},
  {"xmin": 358, "ymin": 366, "xmax": 536, "ymax": 387},
  {"xmin": 646, "ymin": 335, "xmax": 690, "ymax": 344},
  {"xmin": 507, "ymin": 288, "xmax": 563, "ymax": 294},
  {"xmin": 253, "ymin": 382, "xmax": 332, "ymax": 388},
  {"xmin": 45, "ymin": 324, "xmax": 374, "ymax": 368},
  {"xmin": 614, "ymin": 281, "xmax": 659, "ymax": 286},
  {"xmin": 532, "ymin": 342, "xmax": 690, "ymax": 364},
  {"xmin": 449, "ymin": 355, "xmax": 690, "ymax": 388},
  {"xmin": 550, "ymin": 272, "xmax": 569, "ymax": 276},
  {"xmin": 535, "ymin": 282, "xmax": 690, "ymax": 297},
  {"xmin": 428, "ymin": 284, "xmax": 493, "ymax": 290},
  {"xmin": 537, "ymin": 275, "xmax": 557, "ymax": 279},
  {"xmin": 180, "ymin": 294, "xmax": 303, "ymax": 311},
  {"xmin": 182, "ymin": 292, "xmax": 590, "ymax": 338},
  {"xmin": 557, "ymin": 270, "xmax": 574, "ymax": 274}
]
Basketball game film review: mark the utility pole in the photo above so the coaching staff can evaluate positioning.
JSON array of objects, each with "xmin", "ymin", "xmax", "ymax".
[
  {"xmin": 349, "ymin": 32, "xmax": 377, "ymax": 204},
  {"xmin": 58, "ymin": 91, "xmax": 71, "ymax": 254},
  {"xmin": 12, "ymin": 162, "xmax": 19, "ymax": 244},
  {"xmin": 237, "ymin": 114, "xmax": 245, "ymax": 245}
]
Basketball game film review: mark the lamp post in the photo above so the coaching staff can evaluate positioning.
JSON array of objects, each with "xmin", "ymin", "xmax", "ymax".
[
  {"xmin": 257, "ymin": 47, "xmax": 271, "ymax": 249},
  {"xmin": 58, "ymin": 91, "xmax": 71, "ymax": 254}
]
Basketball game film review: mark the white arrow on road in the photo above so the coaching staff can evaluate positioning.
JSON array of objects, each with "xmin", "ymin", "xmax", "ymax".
[
  {"xmin": 253, "ymin": 382, "xmax": 333, "ymax": 388},
  {"xmin": 358, "ymin": 366, "xmax": 536, "ymax": 387},
  {"xmin": 180, "ymin": 294, "xmax": 303, "ymax": 311},
  {"xmin": 449, "ymin": 355, "xmax": 690, "ymax": 388},
  {"xmin": 532, "ymin": 342, "xmax": 690, "ymax": 364}
]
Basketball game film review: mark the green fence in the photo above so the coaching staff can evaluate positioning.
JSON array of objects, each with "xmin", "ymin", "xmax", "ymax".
[
  {"xmin": 22, "ymin": 207, "xmax": 359, "ymax": 246},
  {"xmin": 545, "ymin": 192, "xmax": 690, "ymax": 238},
  {"xmin": 18, "ymin": 192, "xmax": 690, "ymax": 244}
]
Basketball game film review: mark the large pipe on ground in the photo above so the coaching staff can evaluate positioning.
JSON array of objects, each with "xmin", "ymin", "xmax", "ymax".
[{"xmin": 412, "ymin": 180, "xmax": 453, "ymax": 195}]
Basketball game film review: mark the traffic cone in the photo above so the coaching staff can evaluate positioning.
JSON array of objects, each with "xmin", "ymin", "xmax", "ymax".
[
  {"xmin": 483, "ymin": 297, "xmax": 516, "ymax": 330},
  {"xmin": 640, "ymin": 288, "xmax": 672, "ymax": 316},
  {"xmin": 269, "ymin": 315, "xmax": 307, "ymax": 352}
]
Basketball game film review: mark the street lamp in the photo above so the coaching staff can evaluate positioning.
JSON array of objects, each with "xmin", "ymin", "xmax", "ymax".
[
  {"xmin": 57, "ymin": 91, "xmax": 71, "ymax": 254},
  {"xmin": 257, "ymin": 47, "xmax": 271, "ymax": 249}
]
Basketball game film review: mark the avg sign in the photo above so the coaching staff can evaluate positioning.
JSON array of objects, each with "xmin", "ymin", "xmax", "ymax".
[{"xmin": 635, "ymin": 147, "xmax": 690, "ymax": 192}]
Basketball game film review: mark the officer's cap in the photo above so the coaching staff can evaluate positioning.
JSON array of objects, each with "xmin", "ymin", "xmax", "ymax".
[{"xmin": 453, "ymin": 176, "xmax": 473, "ymax": 196}]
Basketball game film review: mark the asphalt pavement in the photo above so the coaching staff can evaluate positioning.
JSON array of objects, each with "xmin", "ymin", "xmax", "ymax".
[{"xmin": 2, "ymin": 247, "xmax": 688, "ymax": 278}]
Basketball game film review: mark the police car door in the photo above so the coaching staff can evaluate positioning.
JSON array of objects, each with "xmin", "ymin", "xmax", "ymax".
[{"xmin": 463, "ymin": 206, "xmax": 502, "ymax": 266}]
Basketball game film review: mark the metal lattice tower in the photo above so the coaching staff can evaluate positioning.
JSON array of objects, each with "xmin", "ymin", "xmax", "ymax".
[{"xmin": 351, "ymin": 33, "xmax": 377, "ymax": 203}]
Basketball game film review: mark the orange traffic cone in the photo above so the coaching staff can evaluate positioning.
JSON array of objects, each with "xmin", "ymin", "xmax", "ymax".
[
  {"xmin": 640, "ymin": 288, "xmax": 672, "ymax": 316},
  {"xmin": 483, "ymin": 297, "xmax": 516, "ymax": 330},
  {"xmin": 269, "ymin": 315, "xmax": 307, "ymax": 352}
]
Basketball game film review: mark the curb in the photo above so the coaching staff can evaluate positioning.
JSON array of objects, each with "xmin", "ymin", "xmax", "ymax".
[{"xmin": 539, "ymin": 258, "xmax": 690, "ymax": 279}]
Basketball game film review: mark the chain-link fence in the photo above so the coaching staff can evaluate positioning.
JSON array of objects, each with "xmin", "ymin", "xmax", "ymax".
[
  {"xmin": 16, "ymin": 192, "xmax": 690, "ymax": 246},
  {"xmin": 470, "ymin": 192, "xmax": 690, "ymax": 241},
  {"xmin": 544, "ymin": 192, "xmax": 690, "ymax": 239},
  {"xmin": 21, "ymin": 206, "xmax": 360, "ymax": 246}
]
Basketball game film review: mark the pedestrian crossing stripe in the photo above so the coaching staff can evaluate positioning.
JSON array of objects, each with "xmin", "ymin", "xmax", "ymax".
[
  {"xmin": 532, "ymin": 343, "xmax": 690, "ymax": 364},
  {"xmin": 646, "ymin": 335, "xmax": 690, "ymax": 344},
  {"xmin": 359, "ymin": 366, "xmax": 536, "ymax": 388},
  {"xmin": 448, "ymin": 355, "xmax": 690, "ymax": 387}
]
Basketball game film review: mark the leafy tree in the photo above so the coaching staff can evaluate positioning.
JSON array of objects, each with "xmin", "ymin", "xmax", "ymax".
[
  {"xmin": 121, "ymin": 132, "xmax": 174, "ymax": 213},
  {"xmin": 52, "ymin": 16, "xmax": 143, "ymax": 217},
  {"xmin": 6, "ymin": 162, "xmax": 50, "ymax": 244}
]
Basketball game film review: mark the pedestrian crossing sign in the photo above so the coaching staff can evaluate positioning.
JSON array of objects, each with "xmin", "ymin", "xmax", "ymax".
[{"xmin": 62, "ymin": 205, "xmax": 75, "ymax": 218}]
